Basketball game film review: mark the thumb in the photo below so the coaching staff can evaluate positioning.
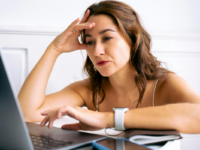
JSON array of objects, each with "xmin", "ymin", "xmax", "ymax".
[{"xmin": 61, "ymin": 123, "xmax": 82, "ymax": 130}]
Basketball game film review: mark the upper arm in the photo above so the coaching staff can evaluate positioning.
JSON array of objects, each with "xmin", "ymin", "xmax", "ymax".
[
  {"xmin": 33, "ymin": 80, "xmax": 90, "ymax": 122},
  {"xmin": 158, "ymin": 73, "xmax": 200, "ymax": 104}
]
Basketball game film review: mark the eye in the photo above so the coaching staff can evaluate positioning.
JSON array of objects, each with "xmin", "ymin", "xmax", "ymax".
[
  {"xmin": 86, "ymin": 41, "xmax": 95, "ymax": 45},
  {"xmin": 103, "ymin": 37, "xmax": 112, "ymax": 41}
]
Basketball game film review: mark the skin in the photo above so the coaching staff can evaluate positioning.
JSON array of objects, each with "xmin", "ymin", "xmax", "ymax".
[{"xmin": 18, "ymin": 10, "xmax": 200, "ymax": 133}]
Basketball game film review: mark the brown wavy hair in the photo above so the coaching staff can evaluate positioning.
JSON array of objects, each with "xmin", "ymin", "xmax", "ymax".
[{"xmin": 81, "ymin": 0, "xmax": 169, "ymax": 110}]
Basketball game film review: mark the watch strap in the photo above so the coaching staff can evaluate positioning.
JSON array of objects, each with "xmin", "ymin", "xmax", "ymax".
[{"xmin": 113, "ymin": 108, "xmax": 129, "ymax": 131}]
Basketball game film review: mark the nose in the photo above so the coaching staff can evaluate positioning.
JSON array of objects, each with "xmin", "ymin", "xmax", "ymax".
[{"xmin": 93, "ymin": 41, "xmax": 105, "ymax": 56}]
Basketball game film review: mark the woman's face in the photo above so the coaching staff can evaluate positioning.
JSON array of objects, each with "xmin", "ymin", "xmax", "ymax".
[{"xmin": 85, "ymin": 14, "xmax": 131, "ymax": 77}]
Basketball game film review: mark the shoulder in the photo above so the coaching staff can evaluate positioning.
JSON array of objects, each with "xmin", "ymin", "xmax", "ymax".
[
  {"xmin": 67, "ymin": 78, "xmax": 92, "ymax": 91},
  {"xmin": 156, "ymin": 73, "xmax": 200, "ymax": 104}
]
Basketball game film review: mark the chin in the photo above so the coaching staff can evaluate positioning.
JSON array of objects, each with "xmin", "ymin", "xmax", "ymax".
[{"xmin": 98, "ymin": 69, "xmax": 115, "ymax": 77}]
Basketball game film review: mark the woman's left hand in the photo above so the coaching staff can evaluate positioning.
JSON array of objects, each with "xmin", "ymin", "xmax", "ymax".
[{"xmin": 40, "ymin": 106, "xmax": 113, "ymax": 131}]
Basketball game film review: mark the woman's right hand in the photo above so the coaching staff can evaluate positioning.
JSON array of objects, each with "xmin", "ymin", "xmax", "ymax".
[
  {"xmin": 49, "ymin": 9, "xmax": 95, "ymax": 53},
  {"xmin": 40, "ymin": 105, "xmax": 113, "ymax": 131}
]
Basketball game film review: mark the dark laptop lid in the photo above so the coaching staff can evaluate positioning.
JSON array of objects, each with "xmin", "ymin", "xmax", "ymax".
[
  {"xmin": 0, "ymin": 48, "xmax": 34, "ymax": 149},
  {"xmin": 0, "ymin": 48, "xmax": 106, "ymax": 150}
]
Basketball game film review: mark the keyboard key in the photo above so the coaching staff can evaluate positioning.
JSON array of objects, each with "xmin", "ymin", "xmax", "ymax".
[{"xmin": 30, "ymin": 133, "xmax": 74, "ymax": 149}]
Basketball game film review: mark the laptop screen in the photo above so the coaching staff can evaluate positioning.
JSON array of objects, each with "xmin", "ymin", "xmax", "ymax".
[
  {"xmin": 0, "ymin": 48, "xmax": 34, "ymax": 150},
  {"xmin": 0, "ymin": 48, "xmax": 106, "ymax": 150}
]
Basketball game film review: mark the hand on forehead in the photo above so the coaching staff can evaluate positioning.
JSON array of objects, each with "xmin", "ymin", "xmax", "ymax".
[{"xmin": 85, "ymin": 15, "xmax": 118, "ymax": 35}]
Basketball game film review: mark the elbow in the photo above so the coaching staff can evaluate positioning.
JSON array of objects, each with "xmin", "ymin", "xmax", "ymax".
[
  {"xmin": 22, "ymin": 112, "xmax": 35, "ymax": 122},
  {"xmin": 20, "ymin": 106, "xmax": 42, "ymax": 123},
  {"xmin": 18, "ymin": 98, "xmax": 40, "ymax": 122},
  {"xmin": 21, "ymin": 110, "xmax": 34, "ymax": 122},
  {"xmin": 23, "ymin": 114, "xmax": 43, "ymax": 123},
  {"xmin": 175, "ymin": 104, "xmax": 200, "ymax": 134}
]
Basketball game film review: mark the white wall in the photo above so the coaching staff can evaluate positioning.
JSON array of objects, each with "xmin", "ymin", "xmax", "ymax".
[
  {"xmin": 0, "ymin": 0, "xmax": 200, "ymax": 95},
  {"xmin": 1, "ymin": 0, "xmax": 200, "ymax": 34}
]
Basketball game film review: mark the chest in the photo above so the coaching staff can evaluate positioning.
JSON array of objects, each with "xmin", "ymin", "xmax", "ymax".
[
  {"xmin": 84, "ymin": 80, "xmax": 167, "ymax": 112},
  {"xmin": 97, "ymin": 84, "xmax": 156, "ymax": 112}
]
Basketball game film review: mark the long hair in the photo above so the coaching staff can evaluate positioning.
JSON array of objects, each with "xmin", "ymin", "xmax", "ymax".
[{"xmin": 81, "ymin": 0, "xmax": 170, "ymax": 110}]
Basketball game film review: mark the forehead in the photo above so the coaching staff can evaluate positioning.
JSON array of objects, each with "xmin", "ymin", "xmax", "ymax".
[{"xmin": 85, "ymin": 14, "xmax": 119, "ymax": 35}]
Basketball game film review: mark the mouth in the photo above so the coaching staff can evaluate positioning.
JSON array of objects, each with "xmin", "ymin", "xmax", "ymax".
[{"xmin": 96, "ymin": 60, "xmax": 109, "ymax": 66}]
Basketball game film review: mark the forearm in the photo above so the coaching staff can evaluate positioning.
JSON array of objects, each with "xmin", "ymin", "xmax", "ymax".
[
  {"xmin": 106, "ymin": 103, "xmax": 200, "ymax": 134},
  {"xmin": 18, "ymin": 46, "xmax": 61, "ymax": 119},
  {"xmin": 123, "ymin": 103, "xmax": 200, "ymax": 133}
]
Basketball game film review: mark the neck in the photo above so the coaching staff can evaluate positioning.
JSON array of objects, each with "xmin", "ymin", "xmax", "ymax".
[{"xmin": 108, "ymin": 65, "xmax": 137, "ymax": 97}]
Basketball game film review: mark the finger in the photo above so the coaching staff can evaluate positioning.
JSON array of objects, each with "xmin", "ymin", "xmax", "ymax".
[
  {"xmin": 61, "ymin": 18, "xmax": 80, "ymax": 35},
  {"xmin": 73, "ymin": 22, "xmax": 95, "ymax": 32},
  {"xmin": 47, "ymin": 110, "xmax": 63, "ymax": 128},
  {"xmin": 80, "ymin": 9, "xmax": 90, "ymax": 24},
  {"xmin": 68, "ymin": 17, "xmax": 80, "ymax": 31},
  {"xmin": 48, "ymin": 117, "xmax": 55, "ymax": 128},
  {"xmin": 61, "ymin": 123, "xmax": 82, "ymax": 130},
  {"xmin": 41, "ymin": 107, "xmax": 59, "ymax": 115},
  {"xmin": 40, "ymin": 115, "xmax": 50, "ymax": 126},
  {"xmin": 41, "ymin": 110, "xmax": 50, "ymax": 116}
]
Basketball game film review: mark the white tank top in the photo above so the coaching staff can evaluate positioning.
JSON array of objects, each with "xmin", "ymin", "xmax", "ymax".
[{"xmin": 96, "ymin": 79, "xmax": 159, "ymax": 112}]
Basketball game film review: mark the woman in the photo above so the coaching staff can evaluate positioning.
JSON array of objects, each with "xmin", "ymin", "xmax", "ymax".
[{"xmin": 18, "ymin": 0, "xmax": 200, "ymax": 133}]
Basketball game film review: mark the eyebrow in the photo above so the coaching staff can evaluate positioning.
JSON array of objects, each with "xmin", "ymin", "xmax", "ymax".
[{"xmin": 85, "ymin": 29, "xmax": 116, "ymax": 38}]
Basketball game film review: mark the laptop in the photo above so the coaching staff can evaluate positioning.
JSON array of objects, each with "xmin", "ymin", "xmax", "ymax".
[{"xmin": 0, "ymin": 47, "xmax": 106, "ymax": 150}]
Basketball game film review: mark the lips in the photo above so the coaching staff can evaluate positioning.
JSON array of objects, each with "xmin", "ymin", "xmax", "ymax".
[{"xmin": 96, "ymin": 60, "xmax": 109, "ymax": 66}]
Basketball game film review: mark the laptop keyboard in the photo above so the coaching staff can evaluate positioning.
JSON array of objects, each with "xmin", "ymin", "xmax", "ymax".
[{"xmin": 30, "ymin": 133, "xmax": 74, "ymax": 150}]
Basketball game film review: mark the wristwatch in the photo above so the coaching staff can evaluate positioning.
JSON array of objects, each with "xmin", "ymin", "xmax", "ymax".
[{"xmin": 113, "ymin": 107, "xmax": 129, "ymax": 131}]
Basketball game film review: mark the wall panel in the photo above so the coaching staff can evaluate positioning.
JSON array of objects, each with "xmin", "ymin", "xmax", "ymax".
[{"xmin": 0, "ymin": 27, "xmax": 200, "ymax": 95}]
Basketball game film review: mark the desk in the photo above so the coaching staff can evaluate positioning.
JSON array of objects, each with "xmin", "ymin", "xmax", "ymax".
[{"xmin": 44, "ymin": 116, "xmax": 200, "ymax": 150}]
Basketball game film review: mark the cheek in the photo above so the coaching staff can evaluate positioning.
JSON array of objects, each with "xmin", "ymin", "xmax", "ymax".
[{"xmin": 113, "ymin": 41, "xmax": 131, "ymax": 62}]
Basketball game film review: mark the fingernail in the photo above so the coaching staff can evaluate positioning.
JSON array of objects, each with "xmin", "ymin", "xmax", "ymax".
[{"xmin": 42, "ymin": 111, "xmax": 46, "ymax": 113}]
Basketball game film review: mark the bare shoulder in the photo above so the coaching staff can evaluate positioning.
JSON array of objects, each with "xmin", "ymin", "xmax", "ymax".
[
  {"xmin": 157, "ymin": 73, "xmax": 200, "ymax": 104},
  {"xmin": 66, "ymin": 78, "xmax": 92, "ymax": 91}
]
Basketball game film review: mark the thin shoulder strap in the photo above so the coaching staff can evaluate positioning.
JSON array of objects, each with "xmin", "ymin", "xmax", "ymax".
[
  {"xmin": 152, "ymin": 79, "xmax": 159, "ymax": 107},
  {"xmin": 96, "ymin": 92, "xmax": 98, "ymax": 112}
]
